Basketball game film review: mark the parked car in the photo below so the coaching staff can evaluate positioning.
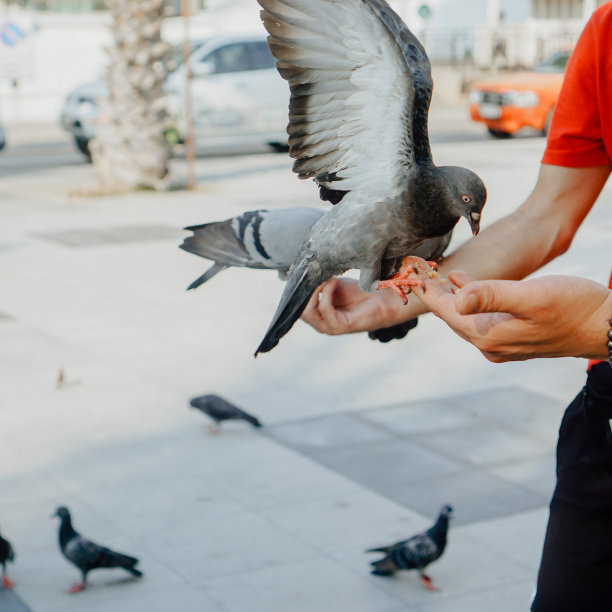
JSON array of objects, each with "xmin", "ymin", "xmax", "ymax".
[
  {"xmin": 165, "ymin": 32, "xmax": 289, "ymax": 153},
  {"xmin": 0, "ymin": 124, "xmax": 5, "ymax": 151},
  {"xmin": 60, "ymin": 80, "xmax": 106, "ymax": 157},
  {"xmin": 468, "ymin": 49, "xmax": 572, "ymax": 138},
  {"xmin": 60, "ymin": 32, "xmax": 289, "ymax": 159}
]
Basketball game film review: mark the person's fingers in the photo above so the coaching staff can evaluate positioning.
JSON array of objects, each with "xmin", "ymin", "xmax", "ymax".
[
  {"xmin": 315, "ymin": 277, "xmax": 341, "ymax": 320},
  {"xmin": 455, "ymin": 280, "xmax": 527, "ymax": 316},
  {"xmin": 447, "ymin": 270, "xmax": 473, "ymax": 288},
  {"xmin": 408, "ymin": 271, "xmax": 457, "ymax": 318},
  {"xmin": 304, "ymin": 284, "xmax": 324, "ymax": 314}
]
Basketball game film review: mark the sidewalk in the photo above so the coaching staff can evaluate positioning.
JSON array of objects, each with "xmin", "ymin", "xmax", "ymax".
[{"xmin": 0, "ymin": 133, "xmax": 609, "ymax": 611}]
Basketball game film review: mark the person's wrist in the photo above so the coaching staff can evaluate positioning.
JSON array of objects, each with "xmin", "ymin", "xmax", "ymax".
[
  {"xmin": 596, "ymin": 291, "xmax": 612, "ymax": 364},
  {"xmin": 380, "ymin": 289, "xmax": 427, "ymax": 325}
]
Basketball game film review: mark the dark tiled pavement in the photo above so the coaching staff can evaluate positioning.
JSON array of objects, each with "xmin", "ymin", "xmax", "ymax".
[
  {"xmin": 265, "ymin": 387, "xmax": 561, "ymax": 525},
  {"xmin": 0, "ymin": 589, "xmax": 33, "ymax": 612}
]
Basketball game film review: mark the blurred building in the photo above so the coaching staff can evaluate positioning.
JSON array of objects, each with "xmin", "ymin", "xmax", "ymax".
[
  {"xmin": 0, "ymin": 0, "xmax": 609, "ymax": 123},
  {"xmin": 0, "ymin": 0, "xmax": 203, "ymax": 10},
  {"xmin": 468, "ymin": 0, "xmax": 609, "ymax": 68}
]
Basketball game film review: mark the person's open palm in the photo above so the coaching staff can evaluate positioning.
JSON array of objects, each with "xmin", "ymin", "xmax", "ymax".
[
  {"xmin": 302, "ymin": 277, "xmax": 408, "ymax": 335},
  {"xmin": 405, "ymin": 260, "xmax": 612, "ymax": 362}
]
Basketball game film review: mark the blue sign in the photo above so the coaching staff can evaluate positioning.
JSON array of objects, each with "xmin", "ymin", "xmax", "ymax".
[{"xmin": 1, "ymin": 22, "xmax": 25, "ymax": 47}]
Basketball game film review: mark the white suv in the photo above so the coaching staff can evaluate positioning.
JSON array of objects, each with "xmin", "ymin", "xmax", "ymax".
[{"xmin": 60, "ymin": 32, "xmax": 289, "ymax": 159}]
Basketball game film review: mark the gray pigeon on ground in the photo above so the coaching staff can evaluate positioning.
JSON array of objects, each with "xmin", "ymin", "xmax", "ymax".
[
  {"xmin": 367, "ymin": 504, "xmax": 453, "ymax": 590},
  {"xmin": 190, "ymin": 393, "xmax": 262, "ymax": 434},
  {"xmin": 52, "ymin": 506, "xmax": 142, "ymax": 593},
  {"xmin": 253, "ymin": 0, "xmax": 486, "ymax": 355},
  {"xmin": 180, "ymin": 207, "xmax": 453, "ymax": 343},
  {"xmin": 0, "ymin": 528, "xmax": 15, "ymax": 589}
]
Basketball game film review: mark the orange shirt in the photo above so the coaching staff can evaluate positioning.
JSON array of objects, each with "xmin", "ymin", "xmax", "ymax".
[
  {"xmin": 543, "ymin": 3, "xmax": 612, "ymax": 168},
  {"xmin": 541, "ymin": 3, "xmax": 612, "ymax": 365}
]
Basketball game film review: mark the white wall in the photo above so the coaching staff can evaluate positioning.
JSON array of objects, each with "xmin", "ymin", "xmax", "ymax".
[{"xmin": 0, "ymin": 6, "xmax": 264, "ymax": 124}]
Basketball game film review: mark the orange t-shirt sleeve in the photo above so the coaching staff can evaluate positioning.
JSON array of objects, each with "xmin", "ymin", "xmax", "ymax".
[{"xmin": 542, "ymin": 8, "xmax": 612, "ymax": 168}]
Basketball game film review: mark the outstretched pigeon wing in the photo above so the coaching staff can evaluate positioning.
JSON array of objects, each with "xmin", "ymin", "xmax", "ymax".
[{"xmin": 258, "ymin": 0, "xmax": 430, "ymax": 206}]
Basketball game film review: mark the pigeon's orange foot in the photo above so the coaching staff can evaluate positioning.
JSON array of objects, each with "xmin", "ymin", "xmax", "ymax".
[
  {"xmin": 377, "ymin": 276, "xmax": 422, "ymax": 304},
  {"xmin": 377, "ymin": 256, "xmax": 439, "ymax": 303},
  {"xmin": 207, "ymin": 423, "xmax": 221, "ymax": 435},
  {"xmin": 420, "ymin": 574, "xmax": 439, "ymax": 591},
  {"xmin": 2, "ymin": 576, "xmax": 14, "ymax": 589},
  {"xmin": 68, "ymin": 582, "xmax": 87, "ymax": 594}
]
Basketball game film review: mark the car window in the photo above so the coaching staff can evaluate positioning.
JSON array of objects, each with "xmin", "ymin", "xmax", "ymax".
[
  {"xmin": 534, "ymin": 50, "xmax": 571, "ymax": 73},
  {"xmin": 248, "ymin": 41, "xmax": 276, "ymax": 70},
  {"xmin": 167, "ymin": 39, "xmax": 208, "ymax": 73},
  {"xmin": 202, "ymin": 43, "xmax": 250, "ymax": 74}
]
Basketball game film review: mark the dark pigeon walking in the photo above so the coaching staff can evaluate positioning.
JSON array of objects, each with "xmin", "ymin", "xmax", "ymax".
[
  {"xmin": 0, "ymin": 528, "xmax": 15, "ymax": 589},
  {"xmin": 190, "ymin": 394, "xmax": 262, "ymax": 434},
  {"xmin": 367, "ymin": 505, "xmax": 453, "ymax": 590},
  {"xmin": 52, "ymin": 506, "xmax": 142, "ymax": 593},
  {"xmin": 252, "ymin": 0, "xmax": 486, "ymax": 355},
  {"xmin": 181, "ymin": 208, "xmax": 452, "ymax": 343}
]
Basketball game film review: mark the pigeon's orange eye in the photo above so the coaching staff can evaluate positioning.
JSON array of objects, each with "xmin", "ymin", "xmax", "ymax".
[{"xmin": 461, "ymin": 195, "xmax": 471, "ymax": 203}]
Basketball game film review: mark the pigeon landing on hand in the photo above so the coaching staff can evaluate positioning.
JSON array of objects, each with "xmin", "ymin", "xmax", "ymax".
[
  {"xmin": 367, "ymin": 505, "xmax": 453, "ymax": 590},
  {"xmin": 181, "ymin": 207, "xmax": 453, "ymax": 343},
  {"xmin": 52, "ymin": 507, "xmax": 142, "ymax": 593},
  {"xmin": 253, "ymin": 0, "xmax": 486, "ymax": 355},
  {"xmin": 0, "ymin": 528, "xmax": 15, "ymax": 589},
  {"xmin": 190, "ymin": 394, "xmax": 262, "ymax": 434}
]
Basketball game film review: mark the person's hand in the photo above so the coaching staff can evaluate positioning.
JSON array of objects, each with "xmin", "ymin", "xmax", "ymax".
[
  {"xmin": 301, "ymin": 276, "xmax": 423, "ymax": 335},
  {"xmin": 404, "ymin": 259, "xmax": 612, "ymax": 362}
]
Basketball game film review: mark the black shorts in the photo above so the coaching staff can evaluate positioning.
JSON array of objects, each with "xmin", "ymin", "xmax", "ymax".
[{"xmin": 532, "ymin": 362, "xmax": 612, "ymax": 612}]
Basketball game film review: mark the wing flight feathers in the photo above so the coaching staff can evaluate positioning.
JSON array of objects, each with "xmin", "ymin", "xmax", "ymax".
[{"xmin": 258, "ymin": 0, "xmax": 419, "ymax": 202}]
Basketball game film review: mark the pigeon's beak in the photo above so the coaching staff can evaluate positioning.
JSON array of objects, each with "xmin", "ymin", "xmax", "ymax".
[{"xmin": 468, "ymin": 212, "xmax": 481, "ymax": 236}]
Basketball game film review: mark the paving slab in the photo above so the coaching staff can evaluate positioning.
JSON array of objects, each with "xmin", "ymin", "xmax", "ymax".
[
  {"xmin": 0, "ymin": 590, "xmax": 33, "ymax": 612},
  {"xmin": 1, "ymin": 123, "xmax": 609, "ymax": 612}
]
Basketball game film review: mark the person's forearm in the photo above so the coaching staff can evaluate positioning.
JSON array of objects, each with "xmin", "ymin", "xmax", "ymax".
[
  {"xmin": 394, "ymin": 164, "xmax": 611, "ymax": 321},
  {"xmin": 302, "ymin": 165, "xmax": 610, "ymax": 336}
]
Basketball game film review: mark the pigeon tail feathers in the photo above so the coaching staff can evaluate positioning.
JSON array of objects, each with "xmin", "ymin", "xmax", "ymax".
[
  {"xmin": 238, "ymin": 410, "xmax": 262, "ymax": 428},
  {"xmin": 365, "ymin": 544, "xmax": 395, "ymax": 554},
  {"xmin": 255, "ymin": 254, "xmax": 323, "ymax": 355},
  {"xmin": 186, "ymin": 263, "xmax": 229, "ymax": 290},
  {"xmin": 180, "ymin": 221, "xmax": 250, "ymax": 268},
  {"xmin": 370, "ymin": 557, "xmax": 397, "ymax": 576},
  {"xmin": 97, "ymin": 548, "xmax": 141, "ymax": 574}
]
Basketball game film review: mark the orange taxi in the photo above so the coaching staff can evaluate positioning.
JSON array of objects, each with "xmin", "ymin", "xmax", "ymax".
[{"xmin": 468, "ymin": 49, "xmax": 571, "ymax": 138}]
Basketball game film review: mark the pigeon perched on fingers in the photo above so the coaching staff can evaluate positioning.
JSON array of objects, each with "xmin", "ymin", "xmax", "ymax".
[
  {"xmin": 253, "ymin": 0, "xmax": 486, "ymax": 355},
  {"xmin": 0, "ymin": 528, "xmax": 15, "ymax": 589},
  {"xmin": 181, "ymin": 207, "xmax": 453, "ymax": 343},
  {"xmin": 190, "ymin": 394, "xmax": 262, "ymax": 434},
  {"xmin": 52, "ymin": 507, "xmax": 142, "ymax": 593},
  {"xmin": 367, "ymin": 504, "xmax": 453, "ymax": 590}
]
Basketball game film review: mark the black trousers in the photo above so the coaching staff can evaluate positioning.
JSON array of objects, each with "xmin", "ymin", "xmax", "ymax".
[{"xmin": 532, "ymin": 363, "xmax": 612, "ymax": 611}]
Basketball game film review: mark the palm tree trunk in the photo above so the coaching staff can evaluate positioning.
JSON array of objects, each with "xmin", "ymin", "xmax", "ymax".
[{"xmin": 91, "ymin": 0, "xmax": 172, "ymax": 193}]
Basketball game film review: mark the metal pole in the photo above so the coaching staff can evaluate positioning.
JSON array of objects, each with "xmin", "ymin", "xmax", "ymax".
[{"xmin": 181, "ymin": 0, "xmax": 196, "ymax": 191}]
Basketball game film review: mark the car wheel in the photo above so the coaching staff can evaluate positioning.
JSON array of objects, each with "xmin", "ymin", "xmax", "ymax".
[
  {"xmin": 74, "ymin": 135, "xmax": 92, "ymax": 161},
  {"xmin": 268, "ymin": 141, "xmax": 290, "ymax": 153},
  {"xmin": 487, "ymin": 128, "xmax": 512, "ymax": 139}
]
